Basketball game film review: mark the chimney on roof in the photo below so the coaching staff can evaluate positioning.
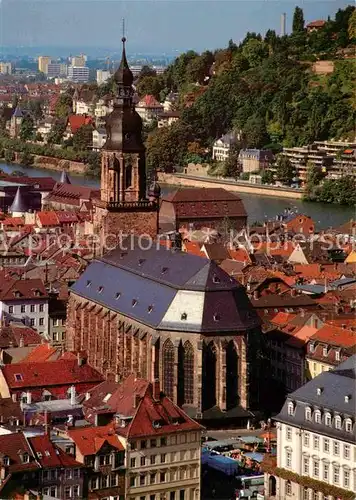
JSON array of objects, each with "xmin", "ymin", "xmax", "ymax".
[
  {"xmin": 12, "ymin": 393, "xmax": 17, "ymax": 403},
  {"xmin": 153, "ymin": 379, "xmax": 161, "ymax": 400},
  {"xmin": 77, "ymin": 352, "xmax": 86, "ymax": 366},
  {"xmin": 26, "ymin": 391, "xmax": 32, "ymax": 405},
  {"xmin": 253, "ymin": 289, "xmax": 259, "ymax": 300},
  {"xmin": 19, "ymin": 335, "xmax": 24, "ymax": 348},
  {"xmin": 44, "ymin": 410, "xmax": 50, "ymax": 436},
  {"xmin": 133, "ymin": 393, "xmax": 141, "ymax": 409},
  {"xmin": 291, "ymin": 287, "xmax": 297, "ymax": 297},
  {"xmin": 70, "ymin": 385, "xmax": 76, "ymax": 406}
]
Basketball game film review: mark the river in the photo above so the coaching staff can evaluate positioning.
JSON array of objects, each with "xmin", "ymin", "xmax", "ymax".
[{"xmin": 1, "ymin": 162, "xmax": 354, "ymax": 229}]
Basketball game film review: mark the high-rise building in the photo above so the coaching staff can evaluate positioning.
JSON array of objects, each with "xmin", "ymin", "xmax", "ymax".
[
  {"xmin": 38, "ymin": 56, "xmax": 51, "ymax": 74},
  {"xmin": 0, "ymin": 62, "xmax": 12, "ymax": 75},
  {"xmin": 70, "ymin": 54, "xmax": 86, "ymax": 67},
  {"xmin": 46, "ymin": 63, "xmax": 61, "ymax": 78},
  {"xmin": 96, "ymin": 69, "xmax": 111, "ymax": 85},
  {"xmin": 67, "ymin": 66, "xmax": 90, "ymax": 83}
]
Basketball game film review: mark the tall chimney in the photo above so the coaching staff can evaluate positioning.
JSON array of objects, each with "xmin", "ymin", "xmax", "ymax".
[
  {"xmin": 70, "ymin": 385, "xmax": 76, "ymax": 406},
  {"xmin": 26, "ymin": 391, "xmax": 32, "ymax": 405},
  {"xmin": 280, "ymin": 13, "xmax": 286, "ymax": 36}
]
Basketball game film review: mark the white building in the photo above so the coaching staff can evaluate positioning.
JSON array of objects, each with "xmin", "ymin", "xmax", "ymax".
[
  {"xmin": 46, "ymin": 63, "xmax": 61, "ymax": 78},
  {"xmin": 92, "ymin": 128, "xmax": 107, "ymax": 150},
  {"xmin": 0, "ymin": 62, "xmax": 12, "ymax": 75},
  {"xmin": 212, "ymin": 132, "xmax": 239, "ymax": 162},
  {"xmin": 67, "ymin": 66, "xmax": 90, "ymax": 83},
  {"xmin": 264, "ymin": 355, "xmax": 356, "ymax": 500},
  {"xmin": 96, "ymin": 69, "xmax": 111, "ymax": 85}
]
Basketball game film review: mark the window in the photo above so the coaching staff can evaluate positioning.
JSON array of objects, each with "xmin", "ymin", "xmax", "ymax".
[
  {"xmin": 160, "ymin": 437, "xmax": 167, "ymax": 446},
  {"xmin": 150, "ymin": 473, "xmax": 156, "ymax": 484},
  {"xmin": 140, "ymin": 456, "xmax": 145, "ymax": 466},
  {"xmin": 344, "ymin": 444, "xmax": 350, "ymax": 459},
  {"xmin": 130, "ymin": 457, "xmax": 136, "ymax": 468},
  {"xmin": 303, "ymin": 487, "xmax": 309, "ymax": 500},
  {"xmin": 343, "ymin": 468, "xmax": 350, "ymax": 488},
  {"xmin": 39, "ymin": 304, "xmax": 44, "ymax": 312},
  {"xmin": 73, "ymin": 485, "xmax": 80, "ymax": 497},
  {"xmin": 170, "ymin": 435, "xmax": 176, "ymax": 445},
  {"xmin": 130, "ymin": 476, "xmax": 135, "ymax": 487},
  {"xmin": 90, "ymin": 477, "xmax": 98, "ymax": 490},
  {"xmin": 335, "ymin": 415, "xmax": 342, "ymax": 429},
  {"xmin": 140, "ymin": 475, "xmax": 145, "ymax": 486},
  {"xmin": 131, "ymin": 441, "xmax": 137, "ymax": 450},
  {"xmin": 286, "ymin": 450, "xmax": 292, "ymax": 469},
  {"xmin": 179, "ymin": 490, "xmax": 185, "ymax": 500},
  {"xmin": 323, "ymin": 346, "xmax": 328, "ymax": 357},
  {"xmin": 150, "ymin": 439, "xmax": 157, "ymax": 448},
  {"xmin": 3, "ymin": 456, "xmax": 10, "ymax": 466},
  {"xmin": 286, "ymin": 480, "xmax": 292, "ymax": 496},
  {"xmin": 140, "ymin": 440, "xmax": 146, "ymax": 449},
  {"xmin": 345, "ymin": 419, "xmax": 352, "ymax": 432},
  {"xmin": 39, "ymin": 318, "xmax": 44, "ymax": 326},
  {"xmin": 323, "ymin": 438, "xmax": 329, "ymax": 453},
  {"xmin": 325, "ymin": 413, "xmax": 331, "ymax": 426},
  {"xmin": 163, "ymin": 340, "xmax": 175, "ymax": 399},
  {"xmin": 9, "ymin": 306, "xmax": 14, "ymax": 314},
  {"xmin": 304, "ymin": 432, "xmax": 310, "ymax": 447},
  {"xmin": 22, "ymin": 453, "xmax": 30, "ymax": 463},
  {"xmin": 150, "ymin": 455, "xmax": 156, "ymax": 465},
  {"xmin": 286, "ymin": 427, "xmax": 292, "ymax": 441},
  {"xmin": 303, "ymin": 457, "xmax": 309, "ymax": 475},
  {"xmin": 313, "ymin": 459, "xmax": 319, "ymax": 478},
  {"xmin": 305, "ymin": 407, "xmax": 312, "ymax": 421},
  {"xmin": 313, "ymin": 436, "xmax": 319, "ymax": 450},
  {"xmin": 335, "ymin": 350, "xmax": 340, "ymax": 361},
  {"xmin": 160, "ymin": 472, "xmax": 166, "ymax": 483},
  {"xmin": 50, "ymin": 487, "xmax": 57, "ymax": 497},
  {"xmin": 170, "ymin": 493, "xmax": 176, "ymax": 500},
  {"xmin": 30, "ymin": 318, "xmax": 35, "ymax": 326},
  {"xmin": 53, "ymin": 332, "xmax": 59, "ymax": 342},
  {"xmin": 323, "ymin": 463, "xmax": 329, "ymax": 481},
  {"xmin": 65, "ymin": 469, "xmax": 72, "ymax": 479},
  {"xmin": 30, "ymin": 305, "xmax": 35, "ymax": 312},
  {"xmin": 287, "ymin": 402, "xmax": 294, "ymax": 416},
  {"xmin": 314, "ymin": 410, "xmax": 321, "ymax": 423},
  {"xmin": 73, "ymin": 468, "xmax": 80, "ymax": 478},
  {"xmin": 333, "ymin": 441, "xmax": 340, "ymax": 456},
  {"xmin": 65, "ymin": 487, "xmax": 71, "ymax": 499},
  {"xmin": 333, "ymin": 465, "xmax": 340, "ymax": 484},
  {"xmin": 21, "ymin": 305, "xmax": 26, "ymax": 313},
  {"xmin": 161, "ymin": 454, "xmax": 166, "ymax": 463}
]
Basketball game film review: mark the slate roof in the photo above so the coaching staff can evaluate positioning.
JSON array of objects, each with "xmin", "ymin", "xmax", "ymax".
[
  {"xmin": 9, "ymin": 187, "xmax": 28, "ymax": 213},
  {"xmin": 71, "ymin": 241, "xmax": 260, "ymax": 333},
  {"xmin": 60, "ymin": 170, "xmax": 71, "ymax": 184},
  {"xmin": 275, "ymin": 355, "xmax": 356, "ymax": 444}
]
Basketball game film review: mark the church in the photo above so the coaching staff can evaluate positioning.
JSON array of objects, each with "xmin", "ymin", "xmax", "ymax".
[{"xmin": 66, "ymin": 38, "xmax": 264, "ymax": 421}]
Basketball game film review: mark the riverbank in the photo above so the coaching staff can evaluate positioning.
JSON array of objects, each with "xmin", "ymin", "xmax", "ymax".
[
  {"xmin": 158, "ymin": 173, "xmax": 304, "ymax": 200},
  {"xmin": 12, "ymin": 152, "xmax": 87, "ymax": 175}
]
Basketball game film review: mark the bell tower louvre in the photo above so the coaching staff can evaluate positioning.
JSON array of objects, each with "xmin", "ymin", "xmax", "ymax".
[{"xmin": 93, "ymin": 36, "xmax": 160, "ymax": 244}]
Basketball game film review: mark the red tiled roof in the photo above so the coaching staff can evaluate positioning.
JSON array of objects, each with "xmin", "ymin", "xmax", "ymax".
[
  {"xmin": 307, "ymin": 19, "xmax": 326, "ymax": 28},
  {"xmin": 0, "ymin": 432, "xmax": 38, "ymax": 473},
  {"xmin": 0, "ymin": 278, "xmax": 47, "ymax": 301},
  {"xmin": 68, "ymin": 115, "xmax": 93, "ymax": 134},
  {"xmin": 2, "ymin": 217, "xmax": 25, "ymax": 227},
  {"xmin": 310, "ymin": 324, "xmax": 356, "ymax": 347},
  {"xmin": 55, "ymin": 211, "xmax": 78, "ymax": 224},
  {"xmin": 36, "ymin": 211, "xmax": 60, "ymax": 227},
  {"xmin": 138, "ymin": 94, "xmax": 162, "ymax": 108},
  {"xmin": 2, "ymin": 359, "xmax": 103, "ymax": 389},
  {"xmin": 22, "ymin": 343, "xmax": 59, "ymax": 363},
  {"xmin": 270, "ymin": 311, "xmax": 297, "ymax": 326},
  {"xmin": 28, "ymin": 435, "xmax": 81, "ymax": 468},
  {"xmin": 67, "ymin": 425, "xmax": 124, "ymax": 456},
  {"xmin": 0, "ymin": 325, "xmax": 42, "ymax": 349},
  {"xmin": 183, "ymin": 241, "xmax": 206, "ymax": 258},
  {"xmin": 228, "ymin": 247, "xmax": 251, "ymax": 264}
]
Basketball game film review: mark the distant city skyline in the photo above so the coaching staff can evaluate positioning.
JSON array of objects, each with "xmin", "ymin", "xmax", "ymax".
[{"xmin": 0, "ymin": 0, "xmax": 352, "ymax": 55}]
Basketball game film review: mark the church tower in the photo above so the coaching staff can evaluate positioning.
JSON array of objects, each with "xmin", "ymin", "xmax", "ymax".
[{"xmin": 94, "ymin": 36, "xmax": 160, "ymax": 245}]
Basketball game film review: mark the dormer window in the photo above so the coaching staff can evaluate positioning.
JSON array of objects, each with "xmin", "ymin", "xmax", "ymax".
[
  {"xmin": 161, "ymin": 267, "xmax": 168, "ymax": 275},
  {"xmin": 344, "ymin": 395, "xmax": 351, "ymax": 403},
  {"xmin": 334, "ymin": 415, "xmax": 342, "ymax": 430},
  {"xmin": 3, "ymin": 456, "xmax": 10, "ymax": 466},
  {"xmin": 213, "ymin": 275, "xmax": 221, "ymax": 284},
  {"xmin": 98, "ymin": 286, "xmax": 104, "ymax": 294},
  {"xmin": 138, "ymin": 258, "xmax": 145, "ymax": 266},
  {"xmin": 181, "ymin": 312, "xmax": 187, "ymax": 321},
  {"xmin": 115, "ymin": 292, "xmax": 121, "ymax": 300},
  {"xmin": 316, "ymin": 387, "xmax": 323, "ymax": 396},
  {"xmin": 213, "ymin": 313, "xmax": 220, "ymax": 322},
  {"xmin": 345, "ymin": 419, "xmax": 352, "ymax": 432},
  {"xmin": 310, "ymin": 343, "xmax": 315, "ymax": 353},
  {"xmin": 132, "ymin": 299, "xmax": 137, "ymax": 307},
  {"xmin": 13, "ymin": 291, "xmax": 21, "ymax": 298},
  {"xmin": 287, "ymin": 402, "xmax": 295, "ymax": 416},
  {"xmin": 322, "ymin": 346, "xmax": 328, "ymax": 357},
  {"xmin": 305, "ymin": 407, "xmax": 312, "ymax": 421},
  {"xmin": 335, "ymin": 350, "xmax": 340, "ymax": 361},
  {"xmin": 314, "ymin": 410, "xmax": 321, "ymax": 424},
  {"xmin": 325, "ymin": 412, "xmax": 331, "ymax": 426},
  {"xmin": 86, "ymin": 280, "xmax": 91, "ymax": 288},
  {"xmin": 148, "ymin": 305, "xmax": 153, "ymax": 313},
  {"xmin": 22, "ymin": 453, "xmax": 30, "ymax": 463}
]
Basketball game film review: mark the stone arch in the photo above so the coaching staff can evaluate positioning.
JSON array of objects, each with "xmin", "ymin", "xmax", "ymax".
[
  {"xmin": 183, "ymin": 341, "xmax": 194, "ymax": 405},
  {"xmin": 226, "ymin": 340, "xmax": 239, "ymax": 410},
  {"xmin": 202, "ymin": 341, "xmax": 217, "ymax": 412},
  {"xmin": 162, "ymin": 339, "xmax": 175, "ymax": 399}
]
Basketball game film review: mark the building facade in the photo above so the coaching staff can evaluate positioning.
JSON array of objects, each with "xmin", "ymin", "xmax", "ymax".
[
  {"xmin": 68, "ymin": 66, "xmax": 90, "ymax": 83},
  {"xmin": 212, "ymin": 132, "xmax": 239, "ymax": 162},
  {"xmin": 264, "ymin": 356, "xmax": 356, "ymax": 500}
]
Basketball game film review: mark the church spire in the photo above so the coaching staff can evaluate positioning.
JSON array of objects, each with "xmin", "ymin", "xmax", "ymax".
[{"xmin": 113, "ymin": 28, "xmax": 133, "ymax": 90}]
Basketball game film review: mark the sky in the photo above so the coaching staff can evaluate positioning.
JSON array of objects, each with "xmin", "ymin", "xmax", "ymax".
[{"xmin": 0, "ymin": 0, "xmax": 352, "ymax": 54}]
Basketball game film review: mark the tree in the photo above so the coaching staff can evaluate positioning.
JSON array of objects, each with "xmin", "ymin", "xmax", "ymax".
[
  {"xmin": 19, "ymin": 116, "xmax": 35, "ymax": 141},
  {"xmin": 36, "ymin": 132, "xmax": 43, "ymax": 142},
  {"xmin": 4, "ymin": 148, "xmax": 15, "ymax": 163},
  {"xmin": 139, "ymin": 65, "xmax": 156, "ymax": 78},
  {"xmin": 136, "ymin": 76, "xmax": 164, "ymax": 100},
  {"xmin": 275, "ymin": 155, "xmax": 295, "ymax": 185},
  {"xmin": 242, "ymin": 39, "xmax": 269, "ymax": 67},
  {"xmin": 348, "ymin": 7, "xmax": 356, "ymax": 41},
  {"xmin": 146, "ymin": 122, "xmax": 191, "ymax": 172},
  {"xmin": 72, "ymin": 124, "xmax": 93, "ymax": 151},
  {"xmin": 27, "ymin": 100, "xmax": 44, "ymax": 120},
  {"xmin": 85, "ymin": 151, "xmax": 101, "ymax": 177},
  {"xmin": 264, "ymin": 29, "xmax": 278, "ymax": 50},
  {"xmin": 19, "ymin": 149, "xmax": 34, "ymax": 167},
  {"xmin": 55, "ymin": 93, "xmax": 73, "ymax": 119},
  {"xmin": 185, "ymin": 51, "xmax": 214, "ymax": 85},
  {"xmin": 47, "ymin": 120, "xmax": 66, "ymax": 145},
  {"xmin": 223, "ymin": 145, "xmax": 241, "ymax": 178},
  {"xmin": 292, "ymin": 6, "xmax": 305, "ymax": 33},
  {"xmin": 242, "ymin": 115, "xmax": 269, "ymax": 148},
  {"xmin": 261, "ymin": 169, "xmax": 274, "ymax": 184}
]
